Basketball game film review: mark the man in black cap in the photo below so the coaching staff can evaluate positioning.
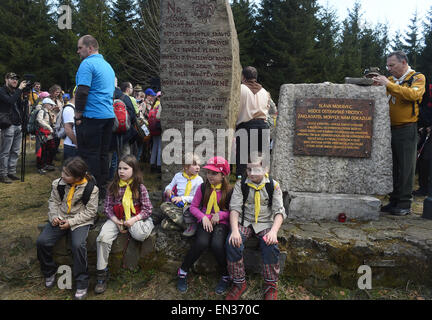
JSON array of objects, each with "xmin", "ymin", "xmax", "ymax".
[{"xmin": 0, "ymin": 72, "xmax": 27, "ymax": 183}]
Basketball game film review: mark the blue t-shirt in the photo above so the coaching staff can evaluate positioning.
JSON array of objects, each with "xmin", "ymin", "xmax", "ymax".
[{"xmin": 75, "ymin": 54, "xmax": 115, "ymax": 119}]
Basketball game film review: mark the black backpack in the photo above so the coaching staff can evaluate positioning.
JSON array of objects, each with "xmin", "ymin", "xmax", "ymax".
[
  {"xmin": 239, "ymin": 175, "xmax": 275, "ymax": 226},
  {"xmin": 57, "ymin": 178, "xmax": 96, "ymax": 206},
  {"xmin": 418, "ymin": 78, "xmax": 432, "ymax": 127}
]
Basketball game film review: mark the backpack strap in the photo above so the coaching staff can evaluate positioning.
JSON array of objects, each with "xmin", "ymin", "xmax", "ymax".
[
  {"xmin": 81, "ymin": 179, "xmax": 96, "ymax": 206},
  {"xmin": 199, "ymin": 182, "xmax": 206, "ymax": 209},
  {"xmin": 401, "ymin": 72, "xmax": 422, "ymax": 116},
  {"xmin": 56, "ymin": 178, "xmax": 95, "ymax": 205},
  {"xmin": 240, "ymin": 175, "xmax": 275, "ymax": 226}
]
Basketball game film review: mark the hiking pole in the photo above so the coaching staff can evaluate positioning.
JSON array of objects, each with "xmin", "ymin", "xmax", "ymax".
[
  {"xmin": 417, "ymin": 131, "xmax": 431, "ymax": 160},
  {"xmin": 21, "ymin": 98, "xmax": 29, "ymax": 182}
]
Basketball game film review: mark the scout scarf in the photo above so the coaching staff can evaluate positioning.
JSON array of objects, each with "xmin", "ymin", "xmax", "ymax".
[
  {"xmin": 66, "ymin": 178, "xmax": 88, "ymax": 214},
  {"xmin": 206, "ymin": 184, "xmax": 222, "ymax": 215},
  {"xmin": 182, "ymin": 172, "xmax": 198, "ymax": 197},
  {"xmin": 119, "ymin": 179, "xmax": 136, "ymax": 221},
  {"xmin": 247, "ymin": 182, "xmax": 266, "ymax": 224}
]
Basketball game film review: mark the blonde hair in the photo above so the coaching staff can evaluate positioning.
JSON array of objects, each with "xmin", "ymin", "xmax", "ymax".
[{"xmin": 183, "ymin": 152, "xmax": 201, "ymax": 168}]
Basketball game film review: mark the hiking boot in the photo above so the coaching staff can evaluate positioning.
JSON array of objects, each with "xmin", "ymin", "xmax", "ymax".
[
  {"xmin": 177, "ymin": 276, "xmax": 188, "ymax": 293},
  {"xmin": 225, "ymin": 281, "xmax": 247, "ymax": 300},
  {"xmin": 380, "ymin": 202, "xmax": 396, "ymax": 213},
  {"xmin": 7, "ymin": 173, "xmax": 19, "ymax": 181},
  {"xmin": 43, "ymin": 165, "xmax": 56, "ymax": 171},
  {"xmin": 74, "ymin": 288, "xmax": 88, "ymax": 300},
  {"xmin": 94, "ymin": 268, "xmax": 109, "ymax": 294},
  {"xmin": 413, "ymin": 189, "xmax": 427, "ymax": 197},
  {"xmin": 0, "ymin": 176, "xmax": 12, "ymax": 184},
  {"xmin": 263, "ymin": 282, "xmax": 278, "ymax": 300},
  {"xmin": 38, "ymin": 169, "xmax": 47, "ymax": 175},
  {"xmin": 45, "ymin": 274, "xmax": 56, "ymax": 288},
  {"xmin": 182, "ymin": 223, "xmax": 197, "ymax": 237},
  {"xmin": 215, "ymin": 277, "xmax": 231, "ymax": 295},
  {"xmin": 390, "ymin": 207, "xmax": 411, "ymax": 216}
]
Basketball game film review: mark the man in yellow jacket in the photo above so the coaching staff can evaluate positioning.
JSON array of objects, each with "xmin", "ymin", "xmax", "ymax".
[{"xmin": 373, "ymin": 51, "xmax": 426, "ymax": 216}]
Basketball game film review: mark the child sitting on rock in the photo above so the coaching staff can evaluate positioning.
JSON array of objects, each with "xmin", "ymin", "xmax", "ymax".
[
  {"xmin": 94, "ymin": 155, "xmax": 154, "ymax": 295},
  {"xmin": 36, "ymin": 156, "xmax": 99, "ymax": 300},
  {"xmin": 225, "ymin": 152, "xmax": 286, "ymax": 300},
  {"xmin": 160, "ymin": 153, "xmax": 203, "ymax": 236},
  {"xmin": 176, "ymin": 156, "xmax": 233, "ymax": 294}
]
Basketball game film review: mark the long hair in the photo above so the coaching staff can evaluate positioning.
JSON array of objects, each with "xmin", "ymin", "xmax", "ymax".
[
  {"xmin": 62, "ymin": 156, "xmax": 92, "ymax": 182},
  {"xmin": 108, "ymin": 155, "xmax": 143, "ymax": 200},
  {"xmin": 201, "ymin": 174, "xmax": 232, "ymax": 211}
]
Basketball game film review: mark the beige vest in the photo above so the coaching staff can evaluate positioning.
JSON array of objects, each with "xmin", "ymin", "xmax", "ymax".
[{"xmin": 236, "ymin": 84, "xmax": 270, "ymax": 126}]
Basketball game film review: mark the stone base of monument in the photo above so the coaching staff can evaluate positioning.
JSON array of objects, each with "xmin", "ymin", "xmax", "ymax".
[
  {"xmin": 37, "ymin": 219, "xmax": 286, "ymax": 276},
  {"xmin": 288, "ymin": 192, "xmax": 380, "ymax": 221}
]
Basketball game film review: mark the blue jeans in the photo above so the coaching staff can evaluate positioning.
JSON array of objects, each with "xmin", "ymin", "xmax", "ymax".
[
  {"xmin": 150, "ymin": 135, "xmax": 161, "ymax": 166},
  {"xmin": 0, "ymin": 124, "xmax": 22, "ymax": 176}
]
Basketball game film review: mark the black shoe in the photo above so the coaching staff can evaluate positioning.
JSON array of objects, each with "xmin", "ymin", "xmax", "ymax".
[
  {"xmin": 390, "ymin": 207, "xmax": 411, "ymax": 216},
  {"xmin": 0, "ymin": 176, "xmax": 12, "ymax": 184},
  {"xmin": 380, "ymin": 202, "xmax": 396, "ymax": 213},
  {"xmin": 94, "ymin": 268, "xmax": 109, "ymax": 294},
  {"xmin": 7, "ymin": 174, "xmax": 20, "ymax": 181},
  {"xmin": 413, "ymin": 189, "xmax": 427, "ymax": 197}
]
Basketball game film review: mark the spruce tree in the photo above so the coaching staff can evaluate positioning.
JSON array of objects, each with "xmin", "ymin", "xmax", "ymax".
[
  {"xmin": 313, "ymin": 4, "xmax": 340, "ymax": 82},
  {"xmin": 231, "ymin": 0, "xmax": 257, "ymax": 67},
  {"xmin": 391, "ymin": 30, "xmax": 405, "ymax": 52},
  {"xmin": 402, "ymin": 10, "xmax": 421, "ymax": 69},
  {"xmin": 338, "ymin": 1, "xmax": 363, "ymax": 79},
  {"xmin": 255, "ymin": 0, "xmax": 321, "ymax": 100},
  {"xmin": 419, "ymin": 6, "xmax": 432, "ymax": 80},
  {"xmin": 359, "ymin": 23, "xmax": 389, "ymax": 74}
]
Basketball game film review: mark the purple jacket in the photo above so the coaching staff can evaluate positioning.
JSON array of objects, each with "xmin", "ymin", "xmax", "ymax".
[{"xmin": 190, "ymin": 184, "xmax": 230, "ymax": 225}]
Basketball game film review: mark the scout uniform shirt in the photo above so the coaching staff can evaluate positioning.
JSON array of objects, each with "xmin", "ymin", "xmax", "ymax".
[{"xmin": 229, "ymin": 176, "xmax": 286, "ymax": 233}]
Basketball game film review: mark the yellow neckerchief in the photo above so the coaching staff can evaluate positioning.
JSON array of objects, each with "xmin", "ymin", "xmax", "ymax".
[
  {"xmin": 182, "ymin": 171, "xmax": 198, "ymax": 197},
  {"xmin": 66, "ymin": 178, "xmax": 88, "ymax": 214},
  {"xmin": 119, "ymin": 178, "xmax": 136, "ymax": 221},
  {"xmin": 206, "ymin": 184, "xmax": 222, "ymax": 215}
]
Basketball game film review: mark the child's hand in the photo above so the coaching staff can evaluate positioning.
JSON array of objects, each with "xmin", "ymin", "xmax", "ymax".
[
  {"xmin": 52, "ymin": 217, "xmax": 61, "ymax": 226},
  {"xmin": 59, "ymin": 220, "xmax": 70, "ymax": 230},
  {"xmin": 211, "ymin": 213, "xmax": 220, "ymax": 225},
  {"xmin": 202, "ymin": 216, "xmax": 213, "ymax": 233},
  {"xmin": 171, "ymin": 196, "xmax": 182, "ymax": 204},
  {"xmin": 229, "ymin": 230, "xmax": 242, "ymax": 248},
  {"xmin": 263, "ymin": 230, "xmax": 278, "ymax": 245},
  {"xmin": 124, "ymin": 217, "xmax": 137, "ymax": 228},
  {"xmin": 165, "ymin": 189, "xmax": 173, "ymax": 198}
]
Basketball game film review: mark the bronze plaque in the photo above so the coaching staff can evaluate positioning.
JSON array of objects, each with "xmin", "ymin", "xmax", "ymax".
[{"xmin": 293, "ymin": 98, "xmax": 374, "ymax": 158}]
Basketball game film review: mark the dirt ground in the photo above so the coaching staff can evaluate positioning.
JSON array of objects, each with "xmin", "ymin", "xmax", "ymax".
[{"xmin": 0, "ymin": 141, "xmax": 431, "ymax": 300}]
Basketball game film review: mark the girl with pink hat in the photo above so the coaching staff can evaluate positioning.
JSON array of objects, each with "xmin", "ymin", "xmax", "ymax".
[{"xmin": 176, "ymin": 156, "xmax": 233, "ymax": 295}]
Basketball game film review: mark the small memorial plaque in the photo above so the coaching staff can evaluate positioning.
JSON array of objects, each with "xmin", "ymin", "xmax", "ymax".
[{"xmin": 293, "ymin": 98, "xmax": 374, "ymax": 158}]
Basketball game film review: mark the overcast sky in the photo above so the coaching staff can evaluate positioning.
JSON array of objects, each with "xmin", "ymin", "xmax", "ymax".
[
  {"xmin": 251, "ymin": 0, "xmax": 431, "ymax": 39},
  {"xmin": 317, "ymin": 0, "xmax": 430, "ymax": 37}
]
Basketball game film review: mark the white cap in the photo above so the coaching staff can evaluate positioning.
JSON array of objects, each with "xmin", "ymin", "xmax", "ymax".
[{"xmin": 42, "ymin": 98, "xmax": 55, "ymax": 105}]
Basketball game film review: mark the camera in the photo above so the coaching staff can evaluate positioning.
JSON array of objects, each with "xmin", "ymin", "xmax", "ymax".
[{"xmin": 23, "ymin": 74, "xmax": 35, "ymax": 93}]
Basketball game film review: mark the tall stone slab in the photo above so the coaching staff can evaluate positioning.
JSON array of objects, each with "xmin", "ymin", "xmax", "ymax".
[
  {"xmin": 160, "ymin": 0, "xmax": 241, "ymax": 185},
  {"xmin": 272, "ymin": 84, "xmax": 393, "ymax": 221}
]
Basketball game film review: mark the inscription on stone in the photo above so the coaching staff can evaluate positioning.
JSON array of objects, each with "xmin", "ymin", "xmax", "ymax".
[{"xmin": 293, "ymin": 98, "xmax": 374, "ymax": 158}]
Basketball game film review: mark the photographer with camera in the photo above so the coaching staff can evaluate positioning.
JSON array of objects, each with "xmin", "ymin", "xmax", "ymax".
[{"xmin": 0, "ymin": 72, "xmax": 27, "ymax": 183}]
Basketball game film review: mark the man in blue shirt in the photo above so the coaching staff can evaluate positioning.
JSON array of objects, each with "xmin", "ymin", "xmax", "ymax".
[{"xmin": 74, "ymin": 35, "xmax": 115, "ymax": 200}]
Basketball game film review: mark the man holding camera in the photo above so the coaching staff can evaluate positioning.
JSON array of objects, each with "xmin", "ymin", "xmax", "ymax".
[
  {"xmin": 373, "ymin": 51, "xmax": 426, "ymax": 215},
  {"xmin": 0, "ymin": 72, "xmax": 27, "ymax": 183}
]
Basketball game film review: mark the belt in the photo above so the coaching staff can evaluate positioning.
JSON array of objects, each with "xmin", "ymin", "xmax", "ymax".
[{"xmin": 391, "ymin": 122, "xmax": 416, "ymax": 130}]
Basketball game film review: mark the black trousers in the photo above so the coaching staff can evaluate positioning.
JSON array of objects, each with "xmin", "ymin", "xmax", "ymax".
[
  {"xmin": 181, "ymin": 223, "xmax": 229, "ymax": 276},
  {"xmin": 235, "ymin": 119, "xmax": 270, "ymax": 177},
  {"xmin": 76, "ymin": 117, "xmax": 114, "ymax": 199},
  {"xmin": 36, "ymin": 223, "xmax": 90, "ymax": 290},
  {"xmin": 417, "ymin": 133, "xmax": 432, "ymax": 194}
]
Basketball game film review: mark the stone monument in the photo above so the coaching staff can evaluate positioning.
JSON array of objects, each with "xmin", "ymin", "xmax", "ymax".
[
  {"xmin": 272, "ymin": 84, "xmax": 393, "ymax": 221},
  {"xmin": 160, "ymin": 0, "xmax": 241, "ymax": 185}
]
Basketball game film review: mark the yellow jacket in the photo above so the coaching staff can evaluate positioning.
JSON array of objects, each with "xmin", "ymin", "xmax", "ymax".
[{"xmin": 387, "ymin": 70, "xmax": 425, "ymax": 126}]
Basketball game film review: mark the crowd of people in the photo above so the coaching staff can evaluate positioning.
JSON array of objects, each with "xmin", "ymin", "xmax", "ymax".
[{"xmin": 0, "ymin": 33, "xmax": 430, "ymax": 301}]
